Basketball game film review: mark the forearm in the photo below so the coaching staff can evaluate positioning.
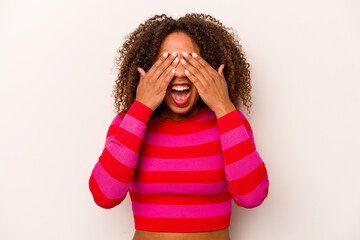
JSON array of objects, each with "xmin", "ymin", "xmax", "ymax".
[
  {"xmin": 217, "ymin": 109, "xmax": 269, "ymax": 208},
  {"xmin": 89, "ymin": 100, "xmax": 153, "ymax": 209},
  {"xmin": 214, "ymin": 101, "xmax": 237, "ymax": 119}
]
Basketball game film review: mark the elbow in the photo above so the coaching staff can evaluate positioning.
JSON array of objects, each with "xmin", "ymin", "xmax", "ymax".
[
  {"xmin": 88, "ymin": 174, "xmax": 126, "ymax": 209},
  {"xmin": 92, "ymin": 195, "xmax": 124, "ymax": 209},
  {"xmin": 233, "ymin": 181, "xmax": 269, "ymax": 209}
]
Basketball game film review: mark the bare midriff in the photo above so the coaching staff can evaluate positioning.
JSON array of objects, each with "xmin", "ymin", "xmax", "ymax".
[{"xmin": 132, "ymin": 227, "xmax": 230, "ymax": 240}]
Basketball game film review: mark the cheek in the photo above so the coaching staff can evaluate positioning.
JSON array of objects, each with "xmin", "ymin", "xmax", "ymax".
[{"xmin": 191, "ymin": 87, "xmax": 199, "ymax": 98}]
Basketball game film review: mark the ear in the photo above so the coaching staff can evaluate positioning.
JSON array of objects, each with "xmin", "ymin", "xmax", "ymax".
[{"xmin": 218, "ymin": 64, "xmax": 225, "ymax": 78}]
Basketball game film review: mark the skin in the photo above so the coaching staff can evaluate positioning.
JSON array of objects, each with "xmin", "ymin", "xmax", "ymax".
[
  {"xmin": 134, "ymin": 32, "xmax": 235, "ymax": 240},
  {"xmin": 155, "ymin": 32, "xmax": 203, "ymax": 120},
  {"xmin": 137, "ymin": 32, "xmax": 235, "ymax": 120}
]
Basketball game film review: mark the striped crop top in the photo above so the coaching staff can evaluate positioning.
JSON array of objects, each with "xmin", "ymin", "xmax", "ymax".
[{"xmin": 88, "ymin": 100, "xmax": 269, "ymax": 232}]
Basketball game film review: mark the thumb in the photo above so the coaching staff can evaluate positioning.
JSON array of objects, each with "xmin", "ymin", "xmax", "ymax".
[
  {"xmin": 218, "ymin": 64, "xmax": 225, "ymax": 78},
  {"xmin": 137, "ymin": 67, "xmax": 146, "ymax": 80}
]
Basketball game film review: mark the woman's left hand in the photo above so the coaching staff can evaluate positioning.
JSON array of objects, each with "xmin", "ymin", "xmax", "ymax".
[{"xmin": 180, "ymin": 51, "xmax": 236, "ymax": 118}]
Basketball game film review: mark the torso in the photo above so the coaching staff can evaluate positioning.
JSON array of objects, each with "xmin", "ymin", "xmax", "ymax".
[
  {"xmin": 132, "ymin": 227, "xmax": 230, "ymax": 240},
  {"xmin": 132, "ymin": 103, "xmax": 231, "ymax": 239}
]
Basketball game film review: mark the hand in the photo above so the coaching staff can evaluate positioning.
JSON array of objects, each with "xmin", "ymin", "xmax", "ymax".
[
  {"xmin": 180, "ymin": 51, "xmax": 236, "ymax": 118},
  {"xmin": 136, "ymin": 51, "xmax": 179, "ymax": 111}
]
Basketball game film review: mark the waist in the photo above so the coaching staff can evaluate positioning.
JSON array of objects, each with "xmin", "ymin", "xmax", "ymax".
[
  {"xmin": 132, "ymin": 227, "xmax": 231, "ymax": 240},
  {"xmin": 129, "ymin": 190, "xmax": 233, "ymax": 232}
]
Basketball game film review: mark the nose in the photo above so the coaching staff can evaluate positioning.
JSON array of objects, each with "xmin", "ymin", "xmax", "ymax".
[{"xmin": 174, "ymin": 54, "xmax": 187, "ymax": 78}]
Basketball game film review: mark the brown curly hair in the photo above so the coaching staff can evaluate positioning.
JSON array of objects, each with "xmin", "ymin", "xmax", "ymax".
[{"xmin": 112, "ymin": 13, "xmax": 253, "ymax": 116}]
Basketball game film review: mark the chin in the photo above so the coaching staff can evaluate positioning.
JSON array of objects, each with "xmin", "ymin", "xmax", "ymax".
[
  {"xmin": 164, "ymin": 94, "xmax": 199, "ymax": 114},
  {"xmin": 164, "ymin": 100, "xmax": 194, "ymax": 113}
]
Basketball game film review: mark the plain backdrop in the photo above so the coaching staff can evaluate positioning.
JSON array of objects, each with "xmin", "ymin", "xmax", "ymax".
[{"xmin": 1, "ymin": 0, "xmax": 359, "ymax": 239}]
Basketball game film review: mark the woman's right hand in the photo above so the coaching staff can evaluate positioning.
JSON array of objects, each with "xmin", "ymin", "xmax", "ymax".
[{"xmin": 135, "ymin": 51, "xmax": 179, "ymax": 111}]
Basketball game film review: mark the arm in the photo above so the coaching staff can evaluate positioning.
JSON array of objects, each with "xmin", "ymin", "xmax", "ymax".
[
  {"xmin": 88, "ymin": 100, "xmax": 153, "ymax": 209},
  {"xmin": 217, "ymin": 109, "xmax": 269, "ymax": 208}
]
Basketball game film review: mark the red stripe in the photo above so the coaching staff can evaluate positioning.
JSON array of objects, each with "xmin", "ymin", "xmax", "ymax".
[
  {"xmin": 233, "ymin": 186, "xmax": 269, "ymax": 207},
  {"xmin": 133, "ymin": 168, "xmax": 225, "ymax": 183},
  {"xmin": 119, "ymin": 110, "xmax": 127, "ymax": 118},
  {"xmin": 228, "ymin": 162, "xmax": 268, "ymax": 195},
  {"xmin": 89, "ymin": 174, "xmax": 125, "ymax": 209},
  {"xmin": 99, "ymin": 148, "xmax": 135, "ymax": 183},
  {"xmin": 106, "ymin": 112, "xmax": 126, "ymax": 137},
  {"xmin": 217, "ymin": 111, "xmax": 243, "ymax": 134},
  {"xmin": 241, "ymin": 116, "xmax": 252, "ymax": 133},
  {"xmin": 140, "ymin": 140, "xmax": 222, "ymax": 158},
  {"xmin": 113, "ymin": 127, "xmax": 143, "ymax": 153},
  {"xmin": 147, "ymin": 118, "xmax": 217, "ymax": 135},
  {"xmin": 222, "ymin": 138, "xmax": 256, "ymax": 165},
  {"xmin": 107, "ymin": 124, "xmax": 119, "ymax": 138},
  {"xmin": 217, "ymin": 110, "xmax": 254, "ymax": 134},
  {"xmin": 133, "ymin": 213, "xmax": 231, "ymax": 232},
  {"xmin": 127, "ymin": 100, "xmax": 153, "ymax": 124},
  {"xmin": 129, "ymin": 189, "xmax": 232, "ymax": 205}
]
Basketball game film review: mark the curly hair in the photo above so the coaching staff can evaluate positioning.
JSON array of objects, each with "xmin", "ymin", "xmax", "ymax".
[{"xmin": 112, "ymin": 13, "xmax": 253, "ymax": 116}]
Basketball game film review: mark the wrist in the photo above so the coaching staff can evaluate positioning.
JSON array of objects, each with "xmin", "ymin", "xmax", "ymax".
[{"xmin": 214, "ymin": 102, "xmax": 237, "ymax": 119}]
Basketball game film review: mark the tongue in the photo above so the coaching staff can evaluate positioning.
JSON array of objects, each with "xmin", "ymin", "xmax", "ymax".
[{"xmin": 171, "ymin": 90, "xmax": 189, "ymax": 101}]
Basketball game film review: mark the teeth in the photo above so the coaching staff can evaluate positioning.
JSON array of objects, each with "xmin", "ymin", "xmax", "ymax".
[{"xmin": 171, "ymin": 85, "xmax": 190, "ymax": 91}]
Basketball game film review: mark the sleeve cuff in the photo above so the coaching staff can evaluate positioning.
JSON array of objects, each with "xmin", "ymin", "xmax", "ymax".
[
  {"xmin": 126, "ymin": 100, "xmax": 154, "ymax": 124},
  {"xmin": 216, "ymin": 109, "xmax": 244, "ymax": 134}
]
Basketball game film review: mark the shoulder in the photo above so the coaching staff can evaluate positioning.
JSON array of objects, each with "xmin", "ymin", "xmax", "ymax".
[
  {"xmin": 235, "ymin": 109, "xmax": 246, "ymax": 120},
  {"xmin": 118, "ymin": 109, "xmax": 128, "ymax": 119},
  {"xmin": 110, "ymin": 109, "xmax": 128, "ymax": 126},
  {"xmin": 235, "ymin": 109, "xmax": 253, "ymax": 132}
]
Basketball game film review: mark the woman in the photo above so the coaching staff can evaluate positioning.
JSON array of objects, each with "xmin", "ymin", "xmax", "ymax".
[{"xmin": 89, "ymin": 13, "xmax": 270, "ymax": 240}]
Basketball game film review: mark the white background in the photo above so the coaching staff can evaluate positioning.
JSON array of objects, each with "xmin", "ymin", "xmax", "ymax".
[{"xmin": 1, "ymin": 0, "xmax": 359, "ymax": 239}]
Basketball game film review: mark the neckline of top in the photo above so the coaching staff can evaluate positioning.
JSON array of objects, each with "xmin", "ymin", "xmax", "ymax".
[{"xmin": 152, "ymin": 105, "xmax": 209, "ymax": 124}]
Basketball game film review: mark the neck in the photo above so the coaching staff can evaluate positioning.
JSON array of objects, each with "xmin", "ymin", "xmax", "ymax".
[{"xmin": 155, "ymin": 101, "xmax": 203, "ymax": 121}]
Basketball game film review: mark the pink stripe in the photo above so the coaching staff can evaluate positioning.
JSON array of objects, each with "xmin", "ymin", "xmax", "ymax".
[
  {"xmin": 137, "ymin": 154, "xmax": 224, "ymax": 171},
  {"xmin": 224, "ymin": 151, "xmax": 262, "ymax": 181},
  {"xmin": 196, "ymin": 110, "xmax": 215, "ymax": 122},
  {"xmin": 220, "ymin": 124, "xmax": 250, "ymax": 150},
  {"xmin": 92, "ymin": 161, "xmax": 130, "ymax": 199},
  {"xmin": 120, "ymin": 114, "xmax": 147, "ymax": 138},
  {"xmin": 130, "ymin": 180, "xmax": 229, "ymax": 195},
  {"xmin": 110, "ymin": 114, "xmax": 123, "ymax": 125},
  {"xmin": 107, "ymin": 140, "xmax": 138, "ymax": 168},
  {"xmin": 105, "ymin": 135, "xmax": 114, "ymax": 148},
  {"xmin": 247, "ymin": 130, "xmax": 255, "ymax": 145},
  {"xmin": 237, "ymin": 110, "xmax": 255, "ymax": 145},
  {"xmin": 143, "ymin": 127, "xmax": 219, "ymax": 147},
  {"xmin": 103, "ymin": 114, "xmax": 123, "ymax": 148},
  {"xmin": 237, "ymin": 110, "xmax": 247, "ymax": 120},
  {"xmin": 233, "ymin": 176, "xmax": 269, "ymax": 208},
  {"xmin": 132, "ymin": 199, "xmax": 232, "ymax": 218}
]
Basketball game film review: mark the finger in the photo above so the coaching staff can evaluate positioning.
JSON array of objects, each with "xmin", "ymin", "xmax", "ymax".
[
  {"xmin": 180, "ymin": 57, "xmax": 207, "ymax": 86},
  {"xmin": 184, "ymin": 68, "xmax": 205, "ymax": 91},
  {"xmin": 186, "ymin": 52, "xmax": 219, "ymax": 80},
  {"xmin": 218, "ymin": 64, "xmax": 225, "ymax": 78},
  {"xmin": 137, "ymin": 67, "xmax": 146, "ymax": 81},
  {"xmin": 150, "ymin": 51, "xmax": 178, "ymax": 81},
  {"xmin": 146, "ymin": 51, "xmax": 170, "ymax": 77},
  {"xmin": 158, "ymin": 56, "xmax": 180, "ymax": 89}
]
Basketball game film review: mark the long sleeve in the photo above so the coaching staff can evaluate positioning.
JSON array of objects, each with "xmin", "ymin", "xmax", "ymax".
[
  {"xmin": 217, "ymin": 109, "xmax": 269, "ymax": 208},
  {"xmin": 88, "ymin": 100, "xmax": 154, "ymax": 209}
]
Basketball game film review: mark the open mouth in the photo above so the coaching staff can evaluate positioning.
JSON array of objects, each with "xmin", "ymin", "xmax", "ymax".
[{"xmin": 170, "ymin": 88, "xmax": 191, "ymax": 106}]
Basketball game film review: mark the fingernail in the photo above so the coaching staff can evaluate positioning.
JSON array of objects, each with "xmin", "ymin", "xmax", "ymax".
[
  {"xmin": 182, "ymin": 51, "xmax": 188, "ymax": 57},
  {"xmin": 172, "ymin": 51, "xmax": 177, "ymax": 57},
  {"xmin": 163, "ymin": 52, "xmax": 168, "ymax": 57},
  {"xmin": 174, "ymin": 57, "xmax": 179, "ymax": 63},
  {"xmin": 180, "ymin": 58, "xmax": 186, "ymax": 64},
  {"xmin": 192, "ymin": 52, "xmax": 198, "ymax": 58},
  {"xmin": 185, "ymin": 69, "xmax": 189, "ymax": 75}
]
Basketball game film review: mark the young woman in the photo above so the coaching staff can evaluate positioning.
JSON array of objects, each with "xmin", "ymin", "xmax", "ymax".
[{"xmin": 89, "ymin": 13, "xmax": 270, "ymax": 240}]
